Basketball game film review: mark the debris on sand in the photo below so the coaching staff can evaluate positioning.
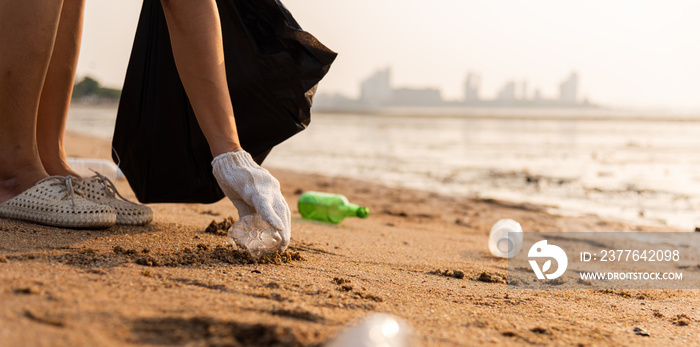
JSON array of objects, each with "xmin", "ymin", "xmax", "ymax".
[
  {"xmin": 332, "ymin": 277, "xmax": 350, "ymax": 285},
  {"xmin": 429, "ymin": 269, "xmax": 465, "ymax": 279},
  {"xmin": 475, "ymin": 271, "xmax": 507, "ymax": 284},
  {"xmin": 671, "ymin": 314, "xmax": 691, "ymax": 326},
  {"xmin": 204, "ymin": 216, "xmax": 237, "ymax": 236},
  {"xmin": 633, "ymin": 327, "xmax": 650, "ymax": 337}
]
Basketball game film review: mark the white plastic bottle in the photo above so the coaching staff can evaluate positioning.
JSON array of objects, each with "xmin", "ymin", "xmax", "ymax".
[
  {"xmin": 488, "ymin": 218, "xmax": 523, "ymax": 258},
  {"xmin": 326, "ymin": 314, "xmax": 413, "ymax": 347},
  {"xmin": 66, "ymin": 157, "xmax": 124, "ymax": 180},
  {"xmin": 229, "ymin": 214, "xmax": 282, "ymax": 258}
]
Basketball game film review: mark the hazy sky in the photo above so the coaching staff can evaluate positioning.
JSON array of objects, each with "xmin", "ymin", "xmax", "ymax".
[{"xmin": 78, "ymin": 0, "xmax": 700, "ymax": 109}]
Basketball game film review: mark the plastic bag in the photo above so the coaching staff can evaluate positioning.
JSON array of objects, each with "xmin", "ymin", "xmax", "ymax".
[{"xmin": 112, "ymin": 0, "xmax": 336, "ymax": 203}]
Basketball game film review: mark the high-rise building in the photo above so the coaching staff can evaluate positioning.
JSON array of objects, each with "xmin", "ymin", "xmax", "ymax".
[
  {"xmin": 559, "ymin": 72, "xmax": 578, "ymax": 104},
  {"xmin": 464, "ymin": 72, "xmax": 480, "ymax": 102},
  {"xmin": 360, "ymin": 67, "xmax": 392, "ymax": 106},
  {"xmin": 497, "ymin": 81, "xmax": 516, "ymax": 103}
]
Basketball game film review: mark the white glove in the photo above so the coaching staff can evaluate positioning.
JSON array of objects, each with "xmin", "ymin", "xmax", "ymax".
[{"xmin": 212, "ymin": 150, "xmax": 291, "ymax": 251}]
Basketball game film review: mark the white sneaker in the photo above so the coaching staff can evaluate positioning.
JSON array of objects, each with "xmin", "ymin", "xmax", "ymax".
[
  {"xmin": 76, "ymin": 173, "xmax": 153, "ymax": 226},
  {"xmin": 0, "ymin": 176, "xmax": 116, "ymax": 228}
]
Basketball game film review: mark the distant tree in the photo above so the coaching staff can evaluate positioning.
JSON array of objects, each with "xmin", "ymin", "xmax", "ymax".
[
  {"xmin": 71, "ymin": 76, "xmax": 122, "ymax": 102},
  {"xmin": 72, "ymin": 76, "xmax": 100, "ymax": 98},
  {"xmin": 95, "ymin": 87, "xmax": 121, "ymax": 99}
]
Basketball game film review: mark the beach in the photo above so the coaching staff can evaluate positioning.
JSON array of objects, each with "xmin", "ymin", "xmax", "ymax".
[{"xmin": 0, "ymin": 131, "xmax": 698, "ymax": 346}]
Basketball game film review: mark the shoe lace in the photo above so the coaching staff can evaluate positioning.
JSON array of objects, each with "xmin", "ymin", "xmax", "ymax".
[
  {"xmin": 39, "ymin": 176, "xmax": 85, "ymax": 209},
  {"xmin": 90, "ymin": 171, "xmax": 136, "ymax": 204}
]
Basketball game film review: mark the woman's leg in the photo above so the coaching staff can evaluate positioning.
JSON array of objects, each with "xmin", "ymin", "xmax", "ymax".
[
  {"xmin": 0, "ymin": 0, "xmax": 64, "ymax": 203},
  {"xmin": 36, "ymin": 0, "xmax": 85, "ymax": 177},
  {"xmin": 160, "ymin": 0, "xmax": 243, "ymax": 156}
]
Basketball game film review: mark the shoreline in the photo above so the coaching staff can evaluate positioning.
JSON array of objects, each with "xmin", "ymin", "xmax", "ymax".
[
  {"xmin": 69, "ymin": 102, "xmax": 700, "ymax": 122},
  {"xmin": 1, "ymin": 131, "xmax": 697, "ymax": 346},
  {"xmin": 66, "ymin": 104, "xmax": 700, "ymax": 231}
]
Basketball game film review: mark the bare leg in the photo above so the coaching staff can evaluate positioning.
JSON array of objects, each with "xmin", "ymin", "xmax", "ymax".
[
  {"xmin": 37, "ymin": 0, "xmax": 85, "ymax": 178},
  {"xmin": 160, "ymin": 0, "xmax": 243, "ymax": 156},
  {"xmin": 0, "ymin": 1, "xmax": 63, "ymax": 203}
]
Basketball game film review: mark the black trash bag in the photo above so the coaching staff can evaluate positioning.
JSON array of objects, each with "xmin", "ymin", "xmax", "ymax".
[{"xmin": 113, "ymin": 0, "xmax": 336, "ymax": 203}]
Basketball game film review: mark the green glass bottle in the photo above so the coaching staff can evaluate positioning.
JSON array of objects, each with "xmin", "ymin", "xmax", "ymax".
[{"xmin": 298, "ymin": 191, "xmax": 370, "ymax": 224}]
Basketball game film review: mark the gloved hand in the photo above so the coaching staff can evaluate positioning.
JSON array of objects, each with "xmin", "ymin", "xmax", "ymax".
[{"xmin": 212, "ymin": 150, "xmax": 291, "ymax": 251}]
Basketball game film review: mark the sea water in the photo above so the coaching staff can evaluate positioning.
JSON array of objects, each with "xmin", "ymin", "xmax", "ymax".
[{"xmin": 67, "ymin": 104, "xmax": 700, "ymax": 230}]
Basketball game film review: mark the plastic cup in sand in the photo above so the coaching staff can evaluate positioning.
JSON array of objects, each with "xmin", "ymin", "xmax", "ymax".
[
  {"xmin": 229, "ymin": 214, "xmax": 282, "ymax": 258},
  {"xmin": 488, "ymin": 218, "xmax": 523, "ymax": 258},
  {"xmin": 325, "ymin": 313, "xmax": 414, "ymax": 347}
]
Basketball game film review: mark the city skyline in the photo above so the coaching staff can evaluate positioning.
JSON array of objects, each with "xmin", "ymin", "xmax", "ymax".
[
  {"xmin": 76, "ymin": 1, "xmax": 700, "ymax": 110},
  {"xmin": 314, "ymin": 67, "xmax": 594, "ymax": 109}
]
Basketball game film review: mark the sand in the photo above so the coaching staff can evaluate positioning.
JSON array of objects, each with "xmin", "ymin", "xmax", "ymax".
[{"xmin": 0, "ymin": 132, "xmax": 698, "ymax": 346}]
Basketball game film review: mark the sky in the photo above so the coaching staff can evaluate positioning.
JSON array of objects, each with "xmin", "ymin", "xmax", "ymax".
[{"xmin": 78, "ymin": 0, "xmax": 700, "ymax": 109}]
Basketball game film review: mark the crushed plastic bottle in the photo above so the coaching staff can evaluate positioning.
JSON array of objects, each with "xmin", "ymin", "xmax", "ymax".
[
  {"xmin": 229, "ymin": 214, "xmax": 282, "ymax": 258},
  {"xmin": 326, "ymin": 313, "xmax": 414, "ymax": 347},
  {"xmin": 488, "ymin": 218, "xmax": 523, "ymax": 258}
]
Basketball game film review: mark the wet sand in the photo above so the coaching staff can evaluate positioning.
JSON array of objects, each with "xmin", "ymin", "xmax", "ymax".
[{"xmin": 0, "ymin": 132, "xmax": 698, "ymax": 346}]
